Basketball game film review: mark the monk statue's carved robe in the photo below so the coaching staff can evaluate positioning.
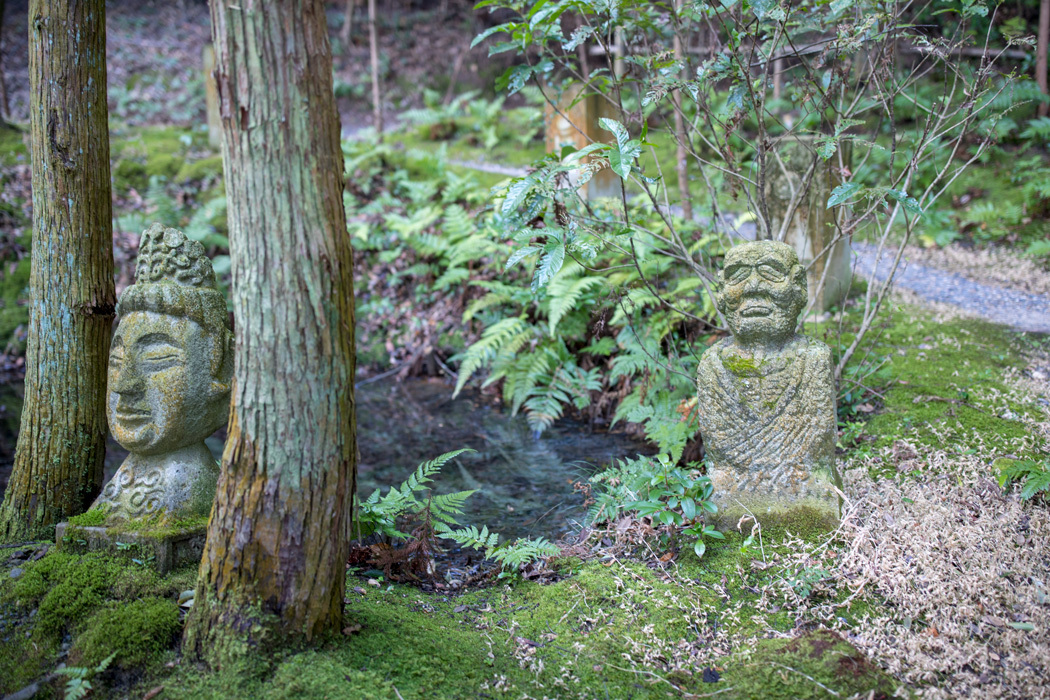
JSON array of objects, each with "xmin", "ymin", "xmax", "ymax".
[{"xmin": 697, "ymin": 241, "xmax": 841, "ymax": 528}]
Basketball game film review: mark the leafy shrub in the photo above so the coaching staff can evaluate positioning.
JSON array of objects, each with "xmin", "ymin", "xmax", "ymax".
[{"xmin": 588, "ymin": 453, "xmax": 723, "ymax": 558}]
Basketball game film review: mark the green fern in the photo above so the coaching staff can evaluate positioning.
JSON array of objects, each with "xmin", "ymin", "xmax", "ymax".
[
  {"xmin": 546, "ymin": 263, "xmax": 605, "ymax": 335},
  {"xmin": 56, "ymin": 652, "xmax": 116, "ymax": 700},
  {"xmin": 438, "ymin": 523, "xmax": 560, "ymax": 570},
  {"xmin": 452, "ymin": 317, "xmax": 531, "ymax": 395},
  {"xmin": 359, "ymin": 448, "xmax": 477, "ymax": 538},
  {"xmin": 436, "ymin": 523, "xmax": 501, "ymax": 553},
  {"xmin": 489, "ymin": 538, "xmax": 561, "ymax": 568},
  {"xmin": 998, "ymin": 459, "xmax": 1050, "ymax": 501}
]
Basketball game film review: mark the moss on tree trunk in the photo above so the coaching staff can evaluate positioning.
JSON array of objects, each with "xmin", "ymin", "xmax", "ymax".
[
  {"xmin": 0, "ymin": 0, "xmax": 115, "ymax": 543},
  {"xmin": 182, "ymin": 0, "xmax": 357, "ymax": 668}
]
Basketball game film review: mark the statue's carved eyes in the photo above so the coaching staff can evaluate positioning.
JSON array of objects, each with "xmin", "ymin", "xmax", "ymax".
[
  {"xmin": 726, "ymin": 262, "xmax": 788, "ymax": 284},
  {"xmin": 756, "ymin": 263, "xmax": 787, "ymax": 282},
  {"xmin": 141, "ymin": 350, "xmax": 181, "ymax": 368}
]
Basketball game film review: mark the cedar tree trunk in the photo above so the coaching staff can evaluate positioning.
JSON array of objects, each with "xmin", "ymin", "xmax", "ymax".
[
  {"xmin": 0, "ymin": 0, "xmax": 115, "ymax": 542},
  {"xmin": 182, "ymin": 0, "xmax": 357, "ymax": 667}
]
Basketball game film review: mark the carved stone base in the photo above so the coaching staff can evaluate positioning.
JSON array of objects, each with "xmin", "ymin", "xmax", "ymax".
[
  {"xmin": 55, "ymin": 521, "xmax": 206, "ymax": 575},
  {"xmin": 706, "ymin": 466, "xmax": 841, "ymax": 532}
]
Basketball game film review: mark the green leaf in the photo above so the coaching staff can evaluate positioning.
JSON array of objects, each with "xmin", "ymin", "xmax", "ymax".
[
  {"xmin": 827, "ymin": 181, "xmax": 861, "ymax": 208},
  {"xmin": 532, "ymin": 241, "xmax": 565, "ymax": 291},
  {"xmin": 1007, "ymin": 622, "xmax": 1034, "ymax": 631},
  {"xmin": 598, "ymin": 117, "xmax": 630, "ymax": 151},
  {"xmin": 471, "ymin": 22, "xmax": 517, "ymax": 49},
  {"xmin": 502, "ymin": 174, "xmax": 537, "ymax": 214},
  {"xmin": 694, "ymin": 541, "xmax": 707, "ymax": 558},
  {"xmin": 506, "ymin": 245, "xmax": 541, "ymax": 270},
  {"xmin": 681, "ymin": 497, "xmax": 697, "ymax": 520},
  {"xmin": 886, "ymin": 188, "xmax": 922, "ymax": 214},
  {"xmin": 815, "ymin": 136, "xmax": 837, "ymax": 160}
]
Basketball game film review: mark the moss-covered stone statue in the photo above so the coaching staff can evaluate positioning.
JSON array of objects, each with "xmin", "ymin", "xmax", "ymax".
[
  {"xmin": 93, "ymin": 223, "xmax": 233, "ymax": 522},
  {"xmin": 696, "ymin": 240, "xmax": 841, "ymax": 528}
]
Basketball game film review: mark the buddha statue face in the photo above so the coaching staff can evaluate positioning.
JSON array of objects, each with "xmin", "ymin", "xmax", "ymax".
[
  {"xmin": 716, "ymin": 241, "xmax": 807, "ymax": 347},
  {"xmin": 93, "ymin": 223, "xmax": 233, "ymax": 521},
  {"xmin": 108, "ymin": 310, "xmax": 230, "ymax": 456}
]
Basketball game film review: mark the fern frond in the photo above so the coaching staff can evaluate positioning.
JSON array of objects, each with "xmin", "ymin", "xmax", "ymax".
[
  {"xmin": 438, "ymin": 524, "xmax": 501, "ymax": 554},
  {"xmin": 489, "ymin": 537, "xmax": 561, "ymax": 568},
  {"xmin": 453, "ymin": 317, "xmax": 529, "ymax": 395}
]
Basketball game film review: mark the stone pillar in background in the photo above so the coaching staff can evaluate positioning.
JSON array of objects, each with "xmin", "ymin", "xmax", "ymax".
[
  {"xmin": 544, "ymin": 84, "xmax": 620, "ymax": 201},
  {"xmin": 696, "ymin": 241, "xmax": 841, "ymax": 530},
  {"xmin": 202, "ymin": 44, "xmax": 222, "ymax": 150},
  {"xmin": 765, "ymin": 137, "xmax": 852, "ymax": 314}
]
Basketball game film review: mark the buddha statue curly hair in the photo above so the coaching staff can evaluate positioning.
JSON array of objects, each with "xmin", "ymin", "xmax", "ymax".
[{"xmin": 118, "ymin": 223, "xmax": 232, "ymax": 375}]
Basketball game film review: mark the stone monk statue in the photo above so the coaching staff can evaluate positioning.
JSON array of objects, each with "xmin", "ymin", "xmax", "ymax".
[
  {"xmin": 93, "ymin": 223, "xmax": 233, "ymax": 521},
  {"xmin": 696, "ymin": 240, "xmax": 841, "ymax": 528}
]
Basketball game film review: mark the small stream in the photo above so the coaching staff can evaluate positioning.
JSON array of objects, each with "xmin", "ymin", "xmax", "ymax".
[{"xmin": 0, "ymin": 378, "xmax": 649, "ymax": 541}]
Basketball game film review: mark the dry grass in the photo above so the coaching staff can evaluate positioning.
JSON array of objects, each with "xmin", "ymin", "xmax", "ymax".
[
  {"xmin": 759, "ymin": 354, "xmax": 1050, "ymax": 699},
  {"xmin": 834, "ymin": 447, "xmax": 1049, "ymax": 699}
]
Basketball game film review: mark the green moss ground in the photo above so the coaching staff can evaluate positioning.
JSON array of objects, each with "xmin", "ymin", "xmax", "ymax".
[
  {"xmin": 819, "ymin": 309, "xmax": 1044, "ymax": 464},
  {"xmin": 4, "ymin": 309, "xmax": 1042, "ymax": 698},
  {"xmin": 0, "ymin": 551, "xmax": 194, "ymax": 695}
]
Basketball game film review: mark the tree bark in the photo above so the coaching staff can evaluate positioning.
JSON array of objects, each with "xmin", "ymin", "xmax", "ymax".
[
  {"xmin": 0, "ymin": 0, "xmax": 114, "ymax": 542},
  {"xmin": 1039, "ymin": 0, "xmax": 1048, "ymax": 118},
  {"xmin": 182, "ymin": 0, "xmax": 357, "ymax": 667}
]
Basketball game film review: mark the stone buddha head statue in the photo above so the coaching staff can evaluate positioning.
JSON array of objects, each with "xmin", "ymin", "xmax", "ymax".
[
  {"xmin": 94, "ymin": 223, "xmax": 233, "ymax": 521},
  {"xmin": 715, "ymin": 240, "xmax": 808, "ymax": 350}
]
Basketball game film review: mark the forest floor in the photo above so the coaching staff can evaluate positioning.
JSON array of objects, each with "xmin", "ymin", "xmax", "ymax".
[
  {"xmin": 1, "ymin": 309, "xmax": 1048, "ymax": 700},
  {"xmin": 1, "ymin": 2, "xmax": 1049, "ymax": 698}
]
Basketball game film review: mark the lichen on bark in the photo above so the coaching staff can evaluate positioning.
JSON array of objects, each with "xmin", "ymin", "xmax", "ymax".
[
  {"xmin": 181, "ymin": 0, "xmax": 357, "ymax": 668},
  {"xmin": 0, "ymin": 0, "xmax": 115, "ymax": 543}
]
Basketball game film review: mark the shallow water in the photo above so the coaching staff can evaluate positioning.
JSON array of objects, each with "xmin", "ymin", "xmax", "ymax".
[
  {"xmin": 0, "ymin": 377, "xmax": 648, "ymax": 541},
  {"xmin": 356, "ymin": 378, "xmax": 649, "ymax": 541}
]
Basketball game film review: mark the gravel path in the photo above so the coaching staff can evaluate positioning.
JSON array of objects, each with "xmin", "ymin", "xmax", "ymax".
[{"xmin": 852, "ymin": 242, "xmax": 1050, "ymax": 334}]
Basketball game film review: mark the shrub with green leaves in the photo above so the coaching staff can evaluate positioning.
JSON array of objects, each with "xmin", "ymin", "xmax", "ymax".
[{"xmin": 588, "ymin": 453, "xmax": 723, "ymax": 558}]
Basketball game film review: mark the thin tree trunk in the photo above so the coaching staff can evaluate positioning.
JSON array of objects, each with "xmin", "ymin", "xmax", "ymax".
[
  {"xmin": 341, "ymin": 0, "xmax": 356, "ymax": 48},
  {"xmin": 672, "ymin": 0, "xmax": 691, "ymax": 221},
  {"xmin": 182, "ymin": 0, "xmax": 357, "ymax": 667},
  {"xmin": 0, "ymin": 0, "xmax": 114, "ymax": 542},
  {"xmin": 0, "ymin": 0, "xmax": 9, "ymax": 119},
  {"xmin": 1039, "ymin": 0, "xmax": 1048, "ymax": 117},
  {"xmin": 369, "ymin": 0, "xmax": 382, "ymax": 137}
]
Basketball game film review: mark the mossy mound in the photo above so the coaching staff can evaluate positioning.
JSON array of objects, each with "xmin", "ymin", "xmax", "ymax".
[
  {"xmin": 0, "ymin": 551, "xmax": 195, "ymax": 696},
  {"xmin": 818, "ymin": 309, "xmax": 1043, "ymax": 463},
  {"xmin": 71, "ymin": 598, "xmax": 181, "ymax": 669},
  {"xmin": 0, "ymin": 123, "xmax": 28, "ymax": 166},
  {"xmin": 724, "ymin": 629, "xmax": 899, "ymax": 699},
  {"xmin": 9, "ymin": 551, "xmax": 185, "ymax": 639},
  {"xmin": 110, "ymin": 125, "xmax": 219, "ymax": 192}
]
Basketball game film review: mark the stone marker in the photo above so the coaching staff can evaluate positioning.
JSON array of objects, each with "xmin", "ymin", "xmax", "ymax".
[
  {"xmin": 543, "ymin": 83, "xmax": 620, "ymax": 200},
  {"xmin": 696, "ymin": 240, "xmax": 841, "ymax": 529},
  {"xmin": 765, "ymin": 137, "xmax": 852, "ymax": 314},
  {"xmin": 57, "ymin": 223, "xmax": 232, "ymax": 571}
]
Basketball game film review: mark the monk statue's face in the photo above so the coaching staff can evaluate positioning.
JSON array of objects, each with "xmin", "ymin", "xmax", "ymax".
[
  {"xmin": 108, "ymin": 310, "xmax": 230, "ymax": 456},
  {"xmin": 717, "ymin": 241, "xmax": 807, "ymax": 347}
]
